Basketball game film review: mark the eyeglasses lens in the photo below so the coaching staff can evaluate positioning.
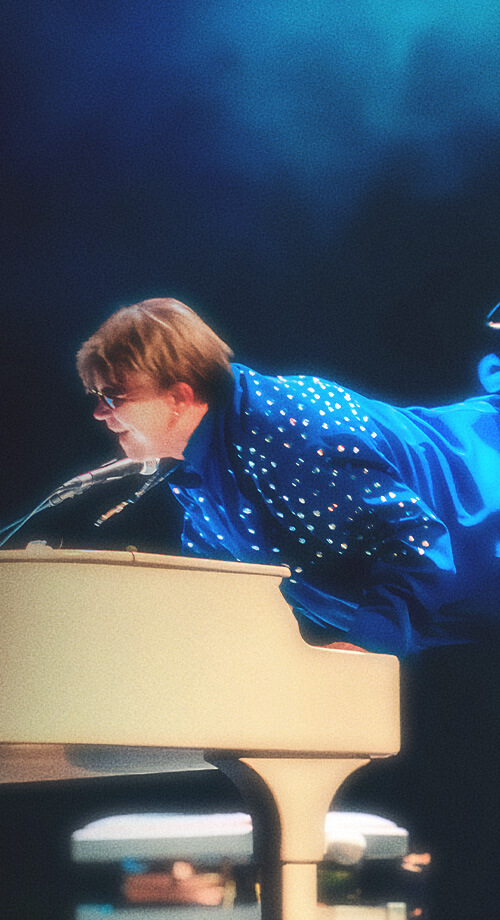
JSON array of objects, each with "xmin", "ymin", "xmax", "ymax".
[{"xmin": 89, "ymin": 389, "xmax": 123, "ymax": 410}]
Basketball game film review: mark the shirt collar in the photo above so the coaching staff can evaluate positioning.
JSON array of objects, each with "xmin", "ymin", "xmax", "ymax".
[{"xmin": 166, "ymin": 407, "xmax": 215, "ymax": 486}]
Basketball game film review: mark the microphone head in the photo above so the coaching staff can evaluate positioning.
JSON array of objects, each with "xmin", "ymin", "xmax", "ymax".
[{"xmin": 140, "ymin": 458, "xmax": 160, "ymax": 475}]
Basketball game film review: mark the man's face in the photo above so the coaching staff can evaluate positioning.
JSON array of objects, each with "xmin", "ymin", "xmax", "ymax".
[{"xmin": 91, "ymin": 372, "xmax": 182, "ymax": 460}]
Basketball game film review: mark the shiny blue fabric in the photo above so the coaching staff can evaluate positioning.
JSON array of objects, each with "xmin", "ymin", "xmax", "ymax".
[{"xmin": 163, "ymin": 363, "xmax": 500, "ymax": 656}]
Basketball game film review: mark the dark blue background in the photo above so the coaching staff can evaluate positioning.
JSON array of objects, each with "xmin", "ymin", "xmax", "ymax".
[
  {"xmin": 2, "ymin": 0, "xmax": 500, "ymax": 525},
  {"xmin": 1, "ymin": 3, "xmax": 500, "ymax": 916}
]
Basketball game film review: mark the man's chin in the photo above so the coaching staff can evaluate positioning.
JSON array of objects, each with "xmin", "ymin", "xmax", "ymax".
[
  {"xmin": 117, "ymin": 431, "xmax": 173, "ymax": 461},
  {"xmin": 117, "ymin": 432, "xmax": 148, "ymax": 461}
]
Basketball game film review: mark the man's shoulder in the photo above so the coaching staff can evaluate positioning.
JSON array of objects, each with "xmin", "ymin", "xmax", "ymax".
[
  {"xmin": 227, "ymin": 363, "xmax": 391, "ymax": 465},
  {"xmin": 230, "ymin": 363, "xmax": 352, "ymax": 407}
]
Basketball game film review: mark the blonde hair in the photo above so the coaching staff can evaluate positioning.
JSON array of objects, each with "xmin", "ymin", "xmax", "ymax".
[{"xmin": 77, "ymin": 298, "xmax": 234, "ymax": 404}]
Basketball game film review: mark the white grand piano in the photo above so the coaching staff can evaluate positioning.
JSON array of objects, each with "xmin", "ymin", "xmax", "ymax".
[{"xmin": 0, "ymin": 546, "xmax": 400, "ymax": 919}]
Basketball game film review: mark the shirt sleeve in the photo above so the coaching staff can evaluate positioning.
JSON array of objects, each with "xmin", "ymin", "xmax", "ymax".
[{"xmin": 236, "ymin": 368, "xmax": 456, "ymax": 655}]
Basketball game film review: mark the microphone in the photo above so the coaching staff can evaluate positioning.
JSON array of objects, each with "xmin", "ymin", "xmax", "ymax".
[
  {"xmin": 62, "ymin": 457, "xmax": 159, "ymax": 490},
  {"xmin": 0, "ymin": 457, "xmax": 165, "ymax": 547},
  {"xmin": 45, "ymin": 457, "xmax": 160, "ymax": 506}
]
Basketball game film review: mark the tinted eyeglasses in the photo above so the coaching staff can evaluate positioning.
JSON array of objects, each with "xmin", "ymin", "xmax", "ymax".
[{"xmin": 87, "ymin": 388, "xmax": 127, "ymax": 410}]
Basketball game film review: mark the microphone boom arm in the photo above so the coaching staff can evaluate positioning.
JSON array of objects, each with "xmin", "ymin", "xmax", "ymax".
[{"xmin": 0, "ymin": 457, "xmax": 161, "ymax": 548}]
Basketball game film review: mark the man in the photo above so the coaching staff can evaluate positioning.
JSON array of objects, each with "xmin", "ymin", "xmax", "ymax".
[
  {"xmin": 77, "ymin": 296, "xmax": 500, "ymax": 656},
  {"xmin": 77, "ymin": 296, "xmax": 500, "ymax": 920}
]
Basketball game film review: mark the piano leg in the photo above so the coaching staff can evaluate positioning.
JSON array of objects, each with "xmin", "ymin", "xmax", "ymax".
[{"xmin": 209, "ymin": 755, "xmax": 369, "ymax": 920}]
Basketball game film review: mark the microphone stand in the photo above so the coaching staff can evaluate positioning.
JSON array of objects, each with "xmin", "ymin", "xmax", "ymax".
[
  {"xmin": 0, "ymin": 458, "xmax": 178, "ymax": 549},
  {"xmin": 93, "ymin": 460, "xmax": 178, "ymax": 527}
]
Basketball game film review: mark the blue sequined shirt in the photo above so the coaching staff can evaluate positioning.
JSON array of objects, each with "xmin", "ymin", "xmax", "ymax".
[{"xmin": 163, "ymin": 363, "xmax": 500, "ymax": 655}]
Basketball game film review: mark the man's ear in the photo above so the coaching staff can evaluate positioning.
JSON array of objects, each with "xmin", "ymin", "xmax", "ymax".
[{"xmin": 169, "ymin": 381, "xmax": 197, "ymax": 406}]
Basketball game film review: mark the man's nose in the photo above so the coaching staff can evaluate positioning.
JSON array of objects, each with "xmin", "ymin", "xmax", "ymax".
[{"xmin": 93, "ymin": 398, "xmax": 113, "ymax": 420}]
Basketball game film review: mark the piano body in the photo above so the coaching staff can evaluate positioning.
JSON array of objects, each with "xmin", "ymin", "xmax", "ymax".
[{"xmin": 0, "ymin": 547, "xmax": 400, "ymax": 919}]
